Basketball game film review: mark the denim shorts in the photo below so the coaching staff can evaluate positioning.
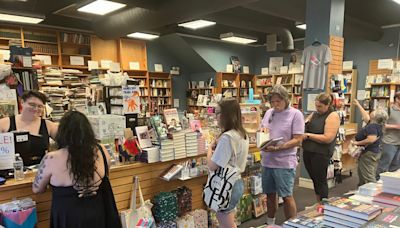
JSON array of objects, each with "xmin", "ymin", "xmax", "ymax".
[
  {"xmin": 220, "ymin": 178, "xmax": 244, "ymax": 213},
  {"xmin": 262, "ymin": 167, "xmax": 295, "ymax": 197}
]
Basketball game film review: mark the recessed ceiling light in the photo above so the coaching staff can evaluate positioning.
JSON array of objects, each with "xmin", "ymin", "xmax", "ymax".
[
  {"xmin": 0, "ymin": 13, "xmax": 44, "ymax": 24},
  {"xmin": 296, "ymin": 24, "xmax": 307, "ymax": 30},
  {"xmin": 392, "ymin": 0, "xmax": 400, "ymax": 4},
  {"xmin": 178, "ymin": 20, "xmax": 216, "ymax": 30},
  {"xmin": 78, "ymin": 0, "xmax": 126, "ymax": 15},
  {"xmin": 127, "ymin": 32, "xmax": 159, "ymax": 40},
  {"xmin": 220, "ymin": 32, "xmax": 257, "ymax": 44}
]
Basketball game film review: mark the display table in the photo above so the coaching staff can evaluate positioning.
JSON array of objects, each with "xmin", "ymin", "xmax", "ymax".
[{"xmin": 0, "ymin": 146, "xmax": 258, "ymax": 228}]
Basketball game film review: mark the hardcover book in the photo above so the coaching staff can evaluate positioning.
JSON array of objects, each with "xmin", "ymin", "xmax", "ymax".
[{"xmin": 324, "ymin": 197, "xmax": 383, "ymax": 220}]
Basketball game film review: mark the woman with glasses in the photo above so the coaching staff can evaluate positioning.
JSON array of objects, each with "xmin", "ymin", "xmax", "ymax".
[
  {"xmin": 0, "ymin": 90, "xmax": 58, "ymax": 166},
  {"xmin": 259, "ymin": 85, "xmax": 305, "ymax": 225}
]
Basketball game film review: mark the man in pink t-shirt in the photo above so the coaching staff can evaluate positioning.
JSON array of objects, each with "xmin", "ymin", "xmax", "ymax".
[{"xmin": 260, "ymin": 85, "xmax": 305, "ymax": 225}]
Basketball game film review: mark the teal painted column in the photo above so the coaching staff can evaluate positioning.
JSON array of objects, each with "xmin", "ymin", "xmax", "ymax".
[{"xmin": 300, "ymin": 0, "xmax": 345, "ymax": 182}]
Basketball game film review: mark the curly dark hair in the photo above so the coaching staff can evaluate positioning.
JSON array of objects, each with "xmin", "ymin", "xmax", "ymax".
[
  {"xmin": 22, "ymin": 90, "xmax": 46, "ymax": 104},
  {"xmin": 55, "ymin": 111, "xmax": 98, "ymax": 187}
]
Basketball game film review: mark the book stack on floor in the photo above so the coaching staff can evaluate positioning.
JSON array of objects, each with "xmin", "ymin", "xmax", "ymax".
[
  {"xmin": 160, "ymin": 140, "xmax": 174, "ymax": 162},
  {"xmin": 185, "ymin": 132, "xmax": 198, "ymax": 157},
  {"xmin": 173, "ymin": 131, "xmax": 186, "ymax": 159},
  {"xmin": 322, "ymin": 197, "xmax": 383, "ymax": 228},
  {"xmin": 282, "ymin": 207, "xmax": 324, "ymax": 228}
]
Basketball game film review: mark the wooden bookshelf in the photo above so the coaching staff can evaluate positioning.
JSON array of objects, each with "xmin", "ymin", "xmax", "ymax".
[
  {"xmin": 342, "ymin": 69, "xmax": 358, "ymax": 123},
  {"xmin": 370, "ymin": 82, "xmax": 400, "ymax": 112},
  {"xmin": 254, "ymin": 73, "xmax": 303, "ymax": 108},
  {"xmin": 149, "ymin": 72, "xmax": 172, "ymax": 113},
  {"xmin": 215, "ymin": 72, "xmax": 240, "ymax": 100}
]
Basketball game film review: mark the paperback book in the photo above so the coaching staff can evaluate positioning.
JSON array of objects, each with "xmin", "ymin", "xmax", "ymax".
[{"xmin": 324, "ymin": 197, "xmax": 383, "ymax": 221}]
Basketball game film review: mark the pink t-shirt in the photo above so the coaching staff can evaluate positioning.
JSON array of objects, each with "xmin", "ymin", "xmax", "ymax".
[{"xmin": 260, "ymin": 107, "xmax": 305, "ymax": 169}]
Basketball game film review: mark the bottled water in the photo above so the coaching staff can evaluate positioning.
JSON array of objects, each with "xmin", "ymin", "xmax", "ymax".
[{"xmin": 13, "ymin": 153, "xmax": 24, "ymax": 181}]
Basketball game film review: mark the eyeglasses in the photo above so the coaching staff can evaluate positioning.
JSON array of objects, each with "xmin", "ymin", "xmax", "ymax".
[{"xmin": 27, "ymin": 102, "xmax": 44, "ymax": 110}]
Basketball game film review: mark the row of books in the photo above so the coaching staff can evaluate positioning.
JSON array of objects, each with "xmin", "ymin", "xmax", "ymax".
[
  {"xmin": 370, "ymin": 85, "xmax": 390, "ymax": 97},
  {"xmin": 187, "ymin": 79, "xmax": 214, "ymax": 89},
  {"xmin": 61, "ymin": 32, "xmax": 90, "ymax": 45},
  {"xmin": 283, "ymin": 171, "xmax": 400, "ymax": 228},
  {"xmin": 14, "ymin": 70, "xmax": 39, "ymax": 91}
]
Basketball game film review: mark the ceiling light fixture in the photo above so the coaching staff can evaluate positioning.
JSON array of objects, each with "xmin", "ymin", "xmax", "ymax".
[
  {"xmin": 78, "ymin": 0, "xmax": 126, "ymax": 15},
  {"xmin": 296, "ymin": 23, "xmax": 307, "ymax": 30},
  {"xmin": 178, "ymin": 20, "xmax": 216, "ymax": 30},
  {"xmin": 0, "ymin": 12, "xmax": 44, "ymax": 24},
  {"xmin": 127, "ymin": 32, "xmax": 159, "ymax": 40},
  {"xmin": 220, "ymin": 32, "xmax": 257, "ymax": 44},
  {"xmin": 392, "ymin": 0, "xmax": 400, "ymax": 4}
]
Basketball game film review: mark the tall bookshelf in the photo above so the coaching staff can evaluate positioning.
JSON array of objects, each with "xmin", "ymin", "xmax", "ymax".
[
  {"xmin": 341, "ymin": 69, "xmax": 358, "ymax": 123},
  {"xmin": 149, "ymin": 72, "xmax": 172, "ymax": 114}
]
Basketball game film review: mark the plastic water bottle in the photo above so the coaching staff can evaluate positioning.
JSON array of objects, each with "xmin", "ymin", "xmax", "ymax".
[{"xmin": 13, "ymin": 153, "xmax": 25, "ymax": 181}]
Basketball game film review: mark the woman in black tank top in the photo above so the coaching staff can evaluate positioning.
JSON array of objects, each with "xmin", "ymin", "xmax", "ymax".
[
  {"xmin": 302, "ymin": 93, "xmax": 340, "ymax": 202},
  {"xmin": 0, "ymin": 91, "xmax": 58, "ymax": 166}
]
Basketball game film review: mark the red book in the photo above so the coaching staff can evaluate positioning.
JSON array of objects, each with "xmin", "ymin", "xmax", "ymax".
[{"xmin": 373, "ymin": 192, "xmax": 400, "ymax": 206}]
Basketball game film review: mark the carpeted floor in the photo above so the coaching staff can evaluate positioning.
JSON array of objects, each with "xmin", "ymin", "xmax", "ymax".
[{"xmin": 239, "ymin": 170, "xmax": 359, "ymax": 227}]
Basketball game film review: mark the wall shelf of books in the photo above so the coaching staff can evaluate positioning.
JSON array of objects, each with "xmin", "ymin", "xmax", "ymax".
[
  {"xmin": 60, "ymin": 32, "xmax": 91, "ymax": 69},
  {"xmin": 149, "ymin": 72, "xmax": 172, "ymax": 114},
  {"xmin": 215, "ymin": 72, "xmax": 240, "ymax": 100},
  {"xmin": 187, "ymin": 80, "xmax": 214, "ymax": 113},
  {"xmin": 370, "ymin": 83, "xmax": 400, "ymax": 111},
  {"xmin": 0, "ymin": 26, "xmax": 21, "ymax": 52},
  {"xmin": 254, "ymin": 73, "xmax": 303, "ymax": 108},
  {"xmin": 23, "ymin": 28, "xmax": 59, "ymax": 67}
]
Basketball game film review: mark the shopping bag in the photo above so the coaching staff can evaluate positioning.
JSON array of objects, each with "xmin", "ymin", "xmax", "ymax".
[
  {"xmin": 1, "ymin": 207, "xmax": 37, "ymax": 228},
  {"xmin": 203, "ymin": 132, "xmax": 241, "ymax": 212},
  {"xmin": 120, "ymin": 176, "xmax": 155, "ymax": 228}
]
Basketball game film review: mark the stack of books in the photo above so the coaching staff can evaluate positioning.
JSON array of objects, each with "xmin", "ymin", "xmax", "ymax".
[
  {"xmin": 373, "ymin": 171, "xmax": 400, "ymax": 208},
  {"xmin": 41, "ymin": 86, "xmax": 68, "ymax": 121},
  {"xmin": 197, "ymin": 136, "xmax": 206, "ymax": 155},
  {"xmin": 282, "ymin": 208, "xmax": 324, "ymax": 228},
  {"xmin": 43, "ymin": 70, "xmax": 63, "ymax": 86},
  {"xmin": 159, "ymin": 140, "xmax": 174, "ymax": 162},
  {"xmin": 322, "ymin": 197, "xmax": 383, "ymax": 228},
  {"xmin": 349, "ymin": 182, "xmax": 382, "ymax": 204},
  {"xmin": 173, "ymin": 132, "xmax": 186, "ymax": 159},
  {"xmin": 185, "ymin": 132, "xmax": 198, "ymax": 157}
]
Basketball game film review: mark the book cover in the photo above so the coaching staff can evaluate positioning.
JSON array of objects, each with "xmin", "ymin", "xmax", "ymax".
[
  {"xmin": 284, "ymin": 209, "xmax": 324, "ymax": 228},
  {"xmin": 324, "ymin": 197, "xmax": 383, "ymax": 220},
  {"xmin": 230, "ymin": 56, "xmax": 241, "ymax": 73},
  {"xmin": 135, "ymin": 126, "xmax": 152, "ymax": 149},
  {"xmin": 189, "ymin": 120, "xmax": 202, "ymax": 133},
  {"xmin": 163, "ymin": 108, "xmax": 182, "ymax": 132},
  {"xmin": 150, "ymin": 115, "xmax": 168, "ymax": 141},
  {"xmin": 160, "ymin": 164, "xmax": 183, "ymax": 181}
]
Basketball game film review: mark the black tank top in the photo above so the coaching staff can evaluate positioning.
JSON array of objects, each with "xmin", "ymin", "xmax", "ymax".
[
  {"xmin": 8, "ymin": 116, "xmax": 50, "ymax": 166},
  {"xmin": 303, "ymin": 110, "xmax": 336, "ymax": 157}
]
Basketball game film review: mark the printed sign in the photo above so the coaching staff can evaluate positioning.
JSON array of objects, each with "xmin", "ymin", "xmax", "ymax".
[
  {"xmin": 0, "ymin": 133, "xmax": 15, "ymax": 170},
  {"xmin": 122, "ymin": 85, "xmax": 141, "ymax": 114}
]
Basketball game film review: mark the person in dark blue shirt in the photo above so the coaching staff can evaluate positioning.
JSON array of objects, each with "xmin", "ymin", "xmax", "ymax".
[{"xmin": 353, "ymin": 102, "xmax": 388, "ymax": 186}]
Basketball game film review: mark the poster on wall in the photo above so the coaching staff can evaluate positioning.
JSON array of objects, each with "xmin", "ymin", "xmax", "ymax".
[
  {"xmin": 0, "ymin": 89, "xmax": 18, "ymax": 119},
  {"xmin": 0, "ymin": 132, "xmax": 15, "ymax": 170},
  {"xmin": 122, "ymin": 85, "xmax": 141, "ymax": 114},
  {"xmin": 269, "ymin": 57, "xmax": 283, "ymax": 74}
]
